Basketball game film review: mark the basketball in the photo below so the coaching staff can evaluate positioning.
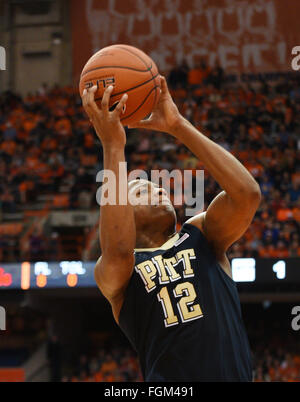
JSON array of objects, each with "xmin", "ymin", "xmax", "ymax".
[{"xmin": 79, "ymin": 44, "xmax": 161, "ymax": 126}]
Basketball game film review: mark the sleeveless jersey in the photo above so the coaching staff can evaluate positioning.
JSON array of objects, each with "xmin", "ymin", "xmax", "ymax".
[{"xmin": 118, "ymin": 223, "xmax": 253, "ymax": 381}]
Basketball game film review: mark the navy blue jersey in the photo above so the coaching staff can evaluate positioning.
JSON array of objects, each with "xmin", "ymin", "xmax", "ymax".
[{"xmin": 119, "ymin": 223, "xmax": 253, "ymax": 382}]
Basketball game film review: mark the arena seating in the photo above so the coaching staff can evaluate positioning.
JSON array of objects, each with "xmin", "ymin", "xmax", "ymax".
[{"xmin": 0, "ymin": 65, "xmax": 299, "ymax": 261}]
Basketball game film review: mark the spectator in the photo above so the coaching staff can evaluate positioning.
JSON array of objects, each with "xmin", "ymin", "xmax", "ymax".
[
  {"xmin": 47, "ymin": 335, "xmax": 62, "ymax": 382},
  {"xmin": 48, "ymin": 232, "xmax": 60, "ymax": 261},
  {"xmin": 29, "ymin": 229, "xmax": 46, "ymax": 261}
]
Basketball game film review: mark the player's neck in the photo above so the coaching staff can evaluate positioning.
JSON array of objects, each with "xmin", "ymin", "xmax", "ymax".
[{"xmin": 135, "ymin": 228, "xmax": 176, "ymax": 249}]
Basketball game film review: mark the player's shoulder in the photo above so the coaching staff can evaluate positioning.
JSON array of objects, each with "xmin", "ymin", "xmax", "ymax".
[
  {"xmin": 184, "ymin": 212, "xmax": 232, "ymax": 278},
  {"xmin": 184, "ymin": 212, "xmax": 206, "ymax": 234}
]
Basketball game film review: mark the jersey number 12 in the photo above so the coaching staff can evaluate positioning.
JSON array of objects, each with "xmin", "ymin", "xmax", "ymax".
[{"xmin": 157, "ymin": 282, "xmax": 203, "ymax": 327}]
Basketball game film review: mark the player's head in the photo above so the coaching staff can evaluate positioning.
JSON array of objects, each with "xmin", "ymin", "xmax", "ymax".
[{"xmin": 128, "ymin": 179, "xmax": 177, "ymax": 236}]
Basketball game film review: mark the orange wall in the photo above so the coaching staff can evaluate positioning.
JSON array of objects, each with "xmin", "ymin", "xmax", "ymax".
[{"xmin": 71, "ymin": 0, "xmax": 300, "ymax": 84}]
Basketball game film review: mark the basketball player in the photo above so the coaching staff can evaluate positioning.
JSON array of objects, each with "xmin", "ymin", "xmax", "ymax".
[{"xmin": 81, "ymin": 76, "xmax": 261, "ymax": 381}]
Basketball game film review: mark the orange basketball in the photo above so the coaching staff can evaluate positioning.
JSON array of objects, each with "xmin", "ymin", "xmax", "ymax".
[{"xmin": 79, "ymin": 44, "xmax": 161, "ymax": 126}]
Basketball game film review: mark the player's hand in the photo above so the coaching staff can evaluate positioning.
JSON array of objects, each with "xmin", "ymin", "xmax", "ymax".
[
  {"xmin": 128, "ymin": 76, "xmax": 183, "ymax": 134},
  {"xmin": 81, "ymin": 85, "xmax": 128, "ymax": 147}
]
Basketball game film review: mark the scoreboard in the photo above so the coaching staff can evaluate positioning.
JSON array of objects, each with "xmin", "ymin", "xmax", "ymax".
[
  {"xmin": 0, "ymin": 258, "xmax": 299, "ymax": 290},
  {"xmin": 0, "ymin": 261, "xmax": 96, "ymax": 289},
  {"xmin": 231, "ymin": 258, "xmax": 300, "ymax": 284}
]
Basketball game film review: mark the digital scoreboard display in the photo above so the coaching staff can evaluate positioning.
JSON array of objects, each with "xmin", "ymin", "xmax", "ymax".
[
  {"xmin": 231, "ymin": 258, "xmax": 300, "ymax": 284},
  {"xmin": 0, "ymin": 258, "xmax": 299, "ymax": 290},
  {"xmin": 0, "ymin": 261, "xmax": 96, "ymax": 289}
]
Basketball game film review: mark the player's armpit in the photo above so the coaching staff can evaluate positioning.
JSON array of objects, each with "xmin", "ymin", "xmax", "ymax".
[
  {"xmin": 187, "ymin": 189, "xmax": 261, "ymax": 256},
  {"xmin": 94, "ymin": 253, "xmax": 135, "ymax": 302},
  {"xmin": 186, "ymin": 211, "xmax": 232, "ymax": 278}
]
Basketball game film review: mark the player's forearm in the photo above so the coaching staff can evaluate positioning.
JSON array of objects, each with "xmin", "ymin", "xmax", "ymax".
[
  {"xmin": 170, "ymin": 117, "xmax": 261, "ymax": 199},
  {"xmin": 99, "ymin": 144, "xmax": 136, "ymax": 257}
]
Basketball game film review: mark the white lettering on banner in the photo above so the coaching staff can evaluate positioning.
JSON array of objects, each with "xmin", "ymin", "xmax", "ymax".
[{"xmin": 84, "ymin": 0, "xmax": 282, "ymax": 72}]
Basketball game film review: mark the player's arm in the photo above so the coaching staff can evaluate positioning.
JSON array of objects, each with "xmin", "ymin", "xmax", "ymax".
[
  {"xmin": 172, "ymin": 118, "xmax": 261, "ymax": 256},
  {"xmin": 130, "ymin": 77, "xmax": 261, "ymax": 260},
  {"xmin": 82, "ymin": 86, "xmax": 135, "ymax": 316}
]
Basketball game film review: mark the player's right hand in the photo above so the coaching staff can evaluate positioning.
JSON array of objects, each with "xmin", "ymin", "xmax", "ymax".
[
  {"xmin": 128, "ymin": 76, "xmax": 183, "ymax": 135},
  {"xmin": 81, "ymin": 85, "xmax": 128, "ymax": 147}
]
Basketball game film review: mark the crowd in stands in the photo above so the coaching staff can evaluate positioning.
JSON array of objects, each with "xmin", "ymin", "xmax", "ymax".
[
  {"xmin": 0, "ymin": 61, "xmax": 299, "ymax": 261},
  {"xmin": 254, "ymin": 348, "xmax": 300, "ymax": 382},
  {"xmin": 246, "ymin": 304, "xmax": 300, "ymax": 382},
  {"xmin": 62, "ymin": 346, "xmax": 300, "ymax": 382},
  {"xmin": 2, "ymin": 302, "xmax": 300, "ymax": 382},
  {"xmin": 63, "ymin": 326, "xmax": 300, "ymax": 382},
  {"xmin": 62, "ymin": 347, "xmax": 142, "ymax": 382},
  {"xmin": 62, "ymin": 302, "xmax": 300, "ymax": 383},
  {"xmin": 0, "ymin": 305, "xmax": 47, "ymax": 367}
]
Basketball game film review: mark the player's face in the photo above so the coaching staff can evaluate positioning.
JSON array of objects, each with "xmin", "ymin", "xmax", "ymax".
[{"xmin": 128, "ymin": 179, "xmax": 176, "ymax": 218}]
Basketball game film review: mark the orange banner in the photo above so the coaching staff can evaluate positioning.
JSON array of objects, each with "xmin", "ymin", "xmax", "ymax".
[
  {"xmin": 71, "ymin": 0, "xmax": 300, "ymax": 85},
  {"xmin": 0, "ymin": 368, "xmax": 25, "ymax": 382}
]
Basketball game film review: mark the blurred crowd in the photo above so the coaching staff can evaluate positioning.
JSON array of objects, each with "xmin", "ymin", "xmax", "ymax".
[
  {"xmin": 166, "ymin": 61, "xmax": 300, "ymax": 259},
  {"xmin": 0, "ymin": 60, "xmax": 299, "ymax": 260},
  {"xmin": 254, "ymin": 350, "xmax": 300, "ymax": 382},
  {"xmin": 0, "ymin": 305, "xmax": 47, "ymax": 367},
  {"xmin": 62, "ymin": 348, "xmax": 142, "ymax": 382},
  {"xmin": 62, "ymin": 303, "xmax": 300, "ymax": 383},
  {"xmin": 248, "ymin": 304, "xmax": 300, "ymax": 382},
  {"xmin": 63, "ymin": 346, "xmax": 300, "ymax": 382},
  {"xmin": 61, "ymin": 346, "xmax": 300, "ymax": 382},
  {"xmin": 62, "ymin": 331, "xmax": 300, "ymax": 382},
  {"xmin": 2, "ymin": 304, "xmax": 300, "ymax": 382}
]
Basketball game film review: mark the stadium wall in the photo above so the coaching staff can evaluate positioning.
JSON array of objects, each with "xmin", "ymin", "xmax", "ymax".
[{"xmin": 0, "ymin": 0, "xmax": 72, "ymax": 95}]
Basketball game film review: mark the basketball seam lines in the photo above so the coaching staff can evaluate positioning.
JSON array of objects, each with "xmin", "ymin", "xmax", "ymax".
[
  {"xmin": 83, "ymin": 46, "xmax": 159, "ymax": 123},
  {"xmin": 121, "ymin": 85, "xmax": 160, "ymax": 123},
  {"xmin": 94, "ymin": 72, "xmax": 160, "ymax": 102},
  {"xmin": 113, "ymin": 45, "xmax": 152, "ymax": 69},
  {"xmin": 81, "ymin": 64, "xmax": 152, "ymax": 77},
  {"xmin": 114, "ymin": 45, "xmax": 158, "ymax": 114}
]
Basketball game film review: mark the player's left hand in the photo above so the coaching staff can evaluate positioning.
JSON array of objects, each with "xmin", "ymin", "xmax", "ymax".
[
  {"xmin": 127, "ymin": 76, "xmax": 183, "ymax": 135},
  {"xmin": 81, "ymin": 85, "xmax": 128, "ymax": 147}
]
